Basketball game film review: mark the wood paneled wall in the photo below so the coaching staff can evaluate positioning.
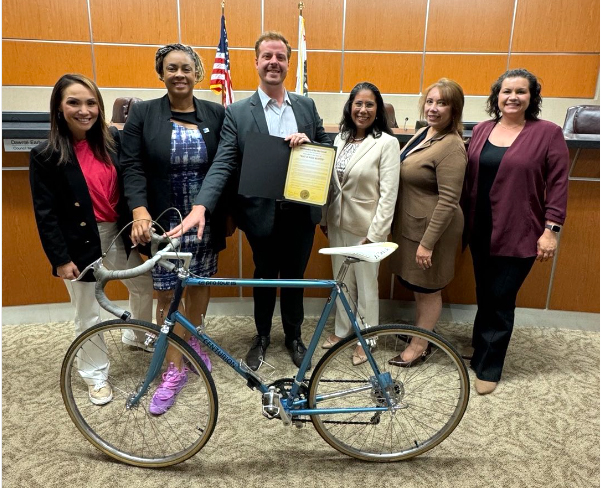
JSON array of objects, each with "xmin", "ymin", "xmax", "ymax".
[
  {"xmin": 2, "ymin": 0, "xmax": 599, "ymax": 97},
  {"xmin": 2, "ymin": 0, "xmax": 599, "ymax": 312}
]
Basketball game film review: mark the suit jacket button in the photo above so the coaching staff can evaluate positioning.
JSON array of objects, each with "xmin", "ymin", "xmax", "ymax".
[
  {"xmin": 74, "ymin": 202, "xmax": 80, "ymax": 207},
  {"xmin": 80, "ymin": 222, "xmax": 87, "ymax": 226}
]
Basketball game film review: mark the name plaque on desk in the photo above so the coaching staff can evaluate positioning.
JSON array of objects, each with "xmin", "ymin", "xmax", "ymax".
[{"xmin": 4, "ymin": 138, "xmax": 46, "ymax": 152}]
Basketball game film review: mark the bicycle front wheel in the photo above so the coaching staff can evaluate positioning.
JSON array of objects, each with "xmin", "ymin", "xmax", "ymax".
[
  {"xmin": 308, "ymin": 325, "xmax": 469, "ymax": 461},
  {"xmin": 60, "ymin": 319, "xmax": 218, "ymax": 467}
]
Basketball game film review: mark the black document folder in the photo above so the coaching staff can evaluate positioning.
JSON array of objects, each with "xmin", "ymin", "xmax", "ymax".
[{"xmin": 238, "ymin": 132, "xmax": 290, "ymax": 199}]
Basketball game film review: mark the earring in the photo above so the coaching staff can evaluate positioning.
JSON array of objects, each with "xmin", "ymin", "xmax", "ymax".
[{"xmin": 58, "ymin": 112, "xmax": 63, "ymax": 120}]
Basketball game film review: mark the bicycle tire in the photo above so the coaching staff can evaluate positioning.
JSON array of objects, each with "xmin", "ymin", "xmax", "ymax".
[
  {"xmin": 60, "ymin": 319, "xmax": 218, "ymax": 467},
  {"xmin": 308, "ymin": 324, "xmax": 469, "ymax": 461}
]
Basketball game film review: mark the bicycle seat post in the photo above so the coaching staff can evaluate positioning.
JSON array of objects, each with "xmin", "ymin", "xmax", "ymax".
[{"xmin": 335, "ymin": 257, "xmax": 360, "ymax": 283}]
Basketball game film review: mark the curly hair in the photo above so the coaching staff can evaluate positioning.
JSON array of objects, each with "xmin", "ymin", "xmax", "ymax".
[
  {"xmin": 339, "ymin": 82, "xmax": 393, "ymax": 140},
  {"xmin": 486, "ymin": 68, "xmax": 542, "ymax": 121},
  {"xmin": 46, "ymin": 73, "xmax": 114, "ymax": 165},
  {"xmin": 419, "ymin": 78, "xmax": 465, "ymax": 135},
  {"xmin": 155, "ymin": 43, "xmax": 205, "ymax": 83}
]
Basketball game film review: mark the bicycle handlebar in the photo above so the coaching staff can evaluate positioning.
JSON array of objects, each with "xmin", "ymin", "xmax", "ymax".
[{"xmin": 83, "ymin": 233, "xmax": 183, "ymax": 320}]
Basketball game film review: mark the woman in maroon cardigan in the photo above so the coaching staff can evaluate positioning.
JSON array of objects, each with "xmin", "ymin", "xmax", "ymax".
[{"xmin": 462, "ymin": 69, "xmax": 569, "ymax": 395}]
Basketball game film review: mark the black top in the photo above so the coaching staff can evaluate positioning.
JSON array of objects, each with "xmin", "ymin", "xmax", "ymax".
[
  {"xmin": 401, "ymin": 128, "xmax": 428, "ymax": 162},
  {"xmin": 170, "ymin": 110, "xmax": 197, "ymax": 125},
  {"xmin": 472, "ymin": 139, "xmax": 508, "ymax": 246}
]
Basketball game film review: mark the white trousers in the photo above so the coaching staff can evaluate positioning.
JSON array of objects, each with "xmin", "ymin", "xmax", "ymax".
[
  {"xmin": 329, "ymin": 226, "xmax": 380, "ymax": 338},
  {"xmin": 63, "ymin": 222, "xmax": 153, "ymax": 385}
]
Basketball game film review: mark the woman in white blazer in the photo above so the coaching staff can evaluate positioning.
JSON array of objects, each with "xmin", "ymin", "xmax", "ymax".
[{"xmin": 321, "ymin": 82, "xmax": 400, "ymax": 365}]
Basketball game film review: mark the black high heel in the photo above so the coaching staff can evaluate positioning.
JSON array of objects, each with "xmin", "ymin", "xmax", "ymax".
[{"xmin": 388, "ymin": 343, "xmax": 432, "ymax": 368}]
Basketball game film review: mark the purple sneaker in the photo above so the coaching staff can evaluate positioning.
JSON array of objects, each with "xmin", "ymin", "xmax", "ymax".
[
  {"xmin": 149, "ymin": 363, "xmax": 188, "ymax": 415},
  {"xmin": 187, "ymin": 336, "xmax": 212, "ymax": 373}
]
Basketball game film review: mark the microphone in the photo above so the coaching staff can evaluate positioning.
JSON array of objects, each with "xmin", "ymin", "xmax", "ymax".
[{"xmin": 403, "ymin": 117, "xmax": 409, "ymax": 131}]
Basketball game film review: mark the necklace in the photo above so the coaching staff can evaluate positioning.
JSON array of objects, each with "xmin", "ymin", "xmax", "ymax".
[
  {"xmin": 498, "ymin": 120, "xmax": 525, "ymax": 130},
  {"xmin": 350, "ymin": 136, "xmax": 365, "ymax": 143}
]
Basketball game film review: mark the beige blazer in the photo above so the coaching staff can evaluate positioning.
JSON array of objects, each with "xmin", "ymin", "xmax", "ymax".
[{"xmin": 323, "ymin": 132, "xmax": 400, "ymax": 242}]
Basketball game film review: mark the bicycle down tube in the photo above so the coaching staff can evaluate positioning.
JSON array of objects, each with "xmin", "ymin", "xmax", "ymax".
[{"xmin": 155, "ymin": 275, "xmax": 391, "ymax": 413}]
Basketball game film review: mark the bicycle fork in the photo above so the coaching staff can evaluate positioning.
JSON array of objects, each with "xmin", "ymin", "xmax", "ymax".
[{"xmin": 125, "ymin": 321, "xmax": 171, "ymax": 409}]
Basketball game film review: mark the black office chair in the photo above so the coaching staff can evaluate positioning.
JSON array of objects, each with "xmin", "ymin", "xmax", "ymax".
[{"xmin": 563, "ymin": 105, "xmax": 600, "ymax": 140}]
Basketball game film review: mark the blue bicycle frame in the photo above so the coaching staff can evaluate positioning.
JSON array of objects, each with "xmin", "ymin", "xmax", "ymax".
[{"xmin": 137, "ymin": 275, "xmax": 395, "ymax": 416}]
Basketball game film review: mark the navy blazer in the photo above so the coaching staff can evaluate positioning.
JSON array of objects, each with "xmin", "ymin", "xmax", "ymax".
[
  {"xmin": 194, "ymin": 90, "xmax": 332, "ymax": 237},
  {"xmin": 29, "ymin": 128, "xmax": 130, "ymax": 282},
  {"xmin": 120, "ymin": 95, "xmax": 228, "ymax": 251}
]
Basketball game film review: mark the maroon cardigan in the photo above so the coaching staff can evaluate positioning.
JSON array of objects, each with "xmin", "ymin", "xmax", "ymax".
[{"xmin": 462, "ymin": 119, "xmax": 569, "ymax": 258}]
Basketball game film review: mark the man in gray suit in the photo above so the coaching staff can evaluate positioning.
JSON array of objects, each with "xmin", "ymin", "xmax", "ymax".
[{"xmin": 169, "ymin": 31, "xmax": 332, "ymax": 371}]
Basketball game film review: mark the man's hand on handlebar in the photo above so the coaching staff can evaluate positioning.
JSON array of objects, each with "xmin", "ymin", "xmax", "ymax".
[
  {"xmin": 131, "ymin": 206, "xmax": 153, "ymax": 246},
  {"xmin": 58, "ymin": 262, "xmax": 80, "ymax": 280},
  {"xmin": 166, "ymin": 205, "xmax": 207, "ymax": 240}
]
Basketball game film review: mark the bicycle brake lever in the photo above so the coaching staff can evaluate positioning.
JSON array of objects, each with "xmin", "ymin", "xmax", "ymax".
[{"xmin": 71, "ymin": 258, "xmax": 103, "ymax": 282}]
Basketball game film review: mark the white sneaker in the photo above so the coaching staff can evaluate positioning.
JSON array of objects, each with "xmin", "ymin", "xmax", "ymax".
[
  {"xmin": 89, "ymin": 381, "xmax": 113, "ymax": 405},
  {"xmin": 121, "ymin": 329, "xmax": 155, "ymax": 352}
]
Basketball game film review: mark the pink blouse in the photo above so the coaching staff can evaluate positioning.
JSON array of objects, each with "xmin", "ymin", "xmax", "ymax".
[{"xmin": 74, "ymin": 140, "xmax": 119, "ymax": 222}]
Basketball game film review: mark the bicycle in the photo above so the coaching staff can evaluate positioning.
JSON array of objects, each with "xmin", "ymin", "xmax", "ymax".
[{"xmin": 60, "ymin": 230, "xmax": 469, "ymax": 467}]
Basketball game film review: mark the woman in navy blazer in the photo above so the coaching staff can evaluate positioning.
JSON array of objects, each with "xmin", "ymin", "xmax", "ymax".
[
  {"xmin": 30, "ymin": 74, "xmax": 153, "ymax": 406},
  {"xmin": 120, "ymin": 44, "xmax": 226, "ymax": 414},
  {"xmin": 462, "ymin": 69, "xmax": 569, "ymax": 395}
]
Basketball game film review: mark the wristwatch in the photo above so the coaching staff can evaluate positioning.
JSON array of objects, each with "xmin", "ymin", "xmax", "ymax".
[{"xmin": 545, "ymin": 223, "xmax": 561, "ymax": 233}]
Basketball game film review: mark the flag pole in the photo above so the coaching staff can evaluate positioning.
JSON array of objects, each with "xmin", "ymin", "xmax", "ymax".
[
  {"xmin": 221, "ymin": 0, "xmax": 225, "ymax": 16},
  {"xmin": 296, "ymin": 2, "xmax": 307, "ymax": 96}
]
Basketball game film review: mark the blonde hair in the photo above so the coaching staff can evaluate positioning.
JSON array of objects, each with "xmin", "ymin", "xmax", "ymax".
[{"xmin": 419, "ymin": 78, "xmax": 465, "ymax": 135}]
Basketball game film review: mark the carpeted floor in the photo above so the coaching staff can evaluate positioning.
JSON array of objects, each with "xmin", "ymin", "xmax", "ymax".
[{"xmin": 2, "ymin": 317, "xmax": 599, "ymax": 488}]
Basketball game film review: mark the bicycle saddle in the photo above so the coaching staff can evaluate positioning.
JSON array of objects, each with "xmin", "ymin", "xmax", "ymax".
[{"xmin": 319, "ymin": 242, "xmax": 398, "ymax": 263}]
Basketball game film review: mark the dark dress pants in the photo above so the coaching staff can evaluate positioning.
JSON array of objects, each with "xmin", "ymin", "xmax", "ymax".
[
  {"xmin": 469, "ymin": 241, "xmax": 535, "ymax": 382},
  {"xmin": 245, "ymin": 202, "xmax": 316, "ymax": 341}
]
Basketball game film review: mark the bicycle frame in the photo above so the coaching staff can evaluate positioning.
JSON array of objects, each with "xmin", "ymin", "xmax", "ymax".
[{"xmin": 134, "ymin": 272, "xmax": 396, "ymax": 417}]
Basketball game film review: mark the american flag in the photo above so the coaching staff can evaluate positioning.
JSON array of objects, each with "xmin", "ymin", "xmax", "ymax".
[{"xmin": 210, "ymin": 14, "xmax": 235, "ymax": 107}]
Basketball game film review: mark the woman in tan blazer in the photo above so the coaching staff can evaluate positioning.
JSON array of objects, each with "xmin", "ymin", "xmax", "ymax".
[
  {"xmin": 321, "ymin": 82, "xmax": 400, "ymax": 365},
  {"xmin": 389, "ymin": 78, "xmax": 467, "ymax": 367}
]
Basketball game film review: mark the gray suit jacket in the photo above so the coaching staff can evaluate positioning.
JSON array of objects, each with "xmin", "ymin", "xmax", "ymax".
[{"xmin": 194, "ymin": 90, "xmax": 332, "ymax": 237}]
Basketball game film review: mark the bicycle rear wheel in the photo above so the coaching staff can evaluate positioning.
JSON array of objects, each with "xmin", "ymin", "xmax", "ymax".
[
  {"xmin": 60, "ymin": 319, "xmax": 218, "ymax": 467},
  {"xmin": 308, "ymin": 324, "xmax": 469, "ymax": 461}
]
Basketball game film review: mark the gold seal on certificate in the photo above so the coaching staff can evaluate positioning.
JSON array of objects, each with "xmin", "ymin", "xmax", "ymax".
[{"xmin": 284, "ymin": 143, "xmax": 336, "ymax": 206}]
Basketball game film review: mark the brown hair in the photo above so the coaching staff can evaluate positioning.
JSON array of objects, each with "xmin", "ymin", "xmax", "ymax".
[
  {"xmin": 486, "ymin": 68, "xmax": 542, "ymax": 121},
  {"xmin": 46, "ymin": 74, "xmax": 114, "ymax": 165},
  {"xmin": 254, "ymin": 31, "xmax": 291, "ymax": 60},
  {"xmin": 419, "ymin": 78, "xmax": 465, "ymax": 135}
]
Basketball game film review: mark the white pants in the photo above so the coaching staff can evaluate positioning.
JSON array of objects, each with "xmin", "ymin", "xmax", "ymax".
[
  {"xmin": 63, "ymin": 222, "xmax": 153, "ymax": 385},
  {"xmin": 329, "ymin": 226, "xmax": 380, "ymax": 338}
]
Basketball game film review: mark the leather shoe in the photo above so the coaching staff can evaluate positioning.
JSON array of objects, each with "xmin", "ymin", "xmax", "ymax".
[
  {"xmin": 286, "ymin": 338, "xmax": 311, "ymax": 369},
  {"xmin": 388, "ymin": 343, "xmax": 432, "ymax": 368},
  {"xmin": 246, "ymin": 335, "xmax": 270, "ymax": 371},
  {"xmin": 322, "ymin": 334, "xmax": 342, "ymax": 349},
  {"xmin": 474, "ymin": 378, "xmax": 497, "ymax": 395}
]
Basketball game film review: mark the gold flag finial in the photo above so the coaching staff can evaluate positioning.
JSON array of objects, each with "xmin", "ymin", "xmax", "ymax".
[
  {"xmin": 221, "ymin": 0, "xmax": 225, "ymax": 14},
  {"xmin": 298, "ymin": 2, "xmax": 304, "ymax": 14}
]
